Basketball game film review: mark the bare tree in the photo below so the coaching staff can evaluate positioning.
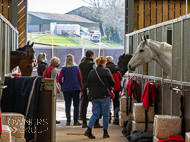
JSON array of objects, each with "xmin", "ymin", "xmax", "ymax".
[{"xmin": 80, "ymin": 0, "xmax": 104, "ymax": 36}]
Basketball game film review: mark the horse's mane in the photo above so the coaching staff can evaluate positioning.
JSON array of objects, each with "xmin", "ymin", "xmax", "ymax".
[
  {"xmin": 16, "ymin": 45, "xmax": 28, "ymax": 51},
  {"xmin": 148, "ymin": 39, "xmax": 172, "ymax": 51},
  {"xmin": 11, "ymin": 51, "xmax": 27, "ymax": 56}
]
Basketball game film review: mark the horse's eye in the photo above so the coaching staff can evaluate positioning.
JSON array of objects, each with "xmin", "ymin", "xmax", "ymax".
[{"xmin": 139, "ymin": 49, "xmax": 144, "ymax": 52}]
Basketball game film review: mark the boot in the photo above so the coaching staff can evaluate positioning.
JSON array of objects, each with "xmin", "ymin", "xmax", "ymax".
[
  {"xmin": 103, "ymin": 129, "xmax": 109, "ymax": 138},
  {"xmin": 84, "ymin": 127, "xmax": 95, "ymax": 139}
]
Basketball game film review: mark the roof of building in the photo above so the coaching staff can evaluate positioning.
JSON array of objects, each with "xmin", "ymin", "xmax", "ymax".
[{"xmin": 28, "ymin": 11, "xmax": 98, "ymax": 24}]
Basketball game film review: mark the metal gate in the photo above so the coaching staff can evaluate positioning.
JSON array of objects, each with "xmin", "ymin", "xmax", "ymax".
[
  {"xmin": 125, "ymin": 14, "xmax": 190, "ymax": 135},
  {"xmin": 0, "ymin": 14, "xmax": 18, "ymax": 90}
]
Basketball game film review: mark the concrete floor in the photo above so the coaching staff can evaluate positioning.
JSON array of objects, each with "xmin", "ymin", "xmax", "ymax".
[{"xmin": 55, "ymin": 94, "xmax": 128, "ymax": 142}]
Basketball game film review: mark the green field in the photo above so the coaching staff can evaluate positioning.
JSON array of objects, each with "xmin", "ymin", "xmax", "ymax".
[
  {"xmin": 27, "ymin": 33, "xmax": 80, "ymax": 46},
  {"xmin": 101, "ymin": 37, "xmax": 123, "ymax": 47}
]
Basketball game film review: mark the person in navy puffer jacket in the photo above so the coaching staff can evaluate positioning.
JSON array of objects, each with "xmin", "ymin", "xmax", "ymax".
[{"xmin": 58, "ymin": 54, "xmax": 82, "ymax": 126}]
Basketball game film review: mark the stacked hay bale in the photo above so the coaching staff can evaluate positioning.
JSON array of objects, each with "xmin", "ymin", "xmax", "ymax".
[
  {"xmin": 132, "ymin": 103, "xmax": 155, "ymax": 132},
  {"xmin": 119, "ymin": 96, "xmax": 137, "ymax": 127},
  {"xmin": 0, "ymin": 125, "xmax": 11, "ymax": 142},
  {"xmin": 153, "ymin": 115, "xmax": 182, "ymax": 141},
  {"xmin": 1, "ymin": 113, "xmax": 26, "ymax": 142}
]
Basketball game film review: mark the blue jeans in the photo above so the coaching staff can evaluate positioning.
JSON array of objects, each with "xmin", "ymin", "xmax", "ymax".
[
  {"xmin": 88, "ymin": 97, "xmax": 111, "ymax": 130},
  {"xmin": 63, "ymin": 90, "xmax": 80, "ymax": 123}
]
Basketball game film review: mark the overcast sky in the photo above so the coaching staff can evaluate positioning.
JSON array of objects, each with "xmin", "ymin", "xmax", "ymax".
[{"xmin": 28, "ymin": 0, "xmax": 91, "ymax": 14}]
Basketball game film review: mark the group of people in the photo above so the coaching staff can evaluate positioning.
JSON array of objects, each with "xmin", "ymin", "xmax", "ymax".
[{"xmin": 36, "ymin": 50, "xmax": 122, "ymax": 139}]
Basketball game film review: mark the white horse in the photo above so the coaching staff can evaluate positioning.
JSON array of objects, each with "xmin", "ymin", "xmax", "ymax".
[{"xmin": 128, "ymin": 36, "xmax": 172, "ymax": 77}]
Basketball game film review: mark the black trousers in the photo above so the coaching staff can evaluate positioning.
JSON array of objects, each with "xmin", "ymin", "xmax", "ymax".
[
  {"xmin": 113, "ymin": 91, "xmax": 120, "ymax": 110},
  {"xmin": 81, "ymin": 90, "xmax": 89, "ymax": 124},
  {"xmin": 81, "ymin": 90, "xmax": 100, "ymax": 125}
]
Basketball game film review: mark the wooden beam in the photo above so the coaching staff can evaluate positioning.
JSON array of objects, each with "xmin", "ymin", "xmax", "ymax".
[
  {"xmin": 145, "ymin": 0, "xmax": 150, "ymax": 27},
  {"xmin": 18, "ymin": 0, "xmax": 23, "ymax": 5},
  {"xmin": 18, "ymin": 23, "xmax": 25, "ymax": 31},
  {"xmin": 18, "ymin": 0, "xmax": 25, "ymax": 13},
  {"xmin": 19, "ymin": 30, "xmax": 25, "ymax": 43},
  {"xmin": 188, "ymin": 0, "xmax": 190, "ymax": 14},
  {"xmin": 18, "ymin": 7, "xmax": 25, "ymax": 20},
  {"xmin": 134, "ymin": 0, "xmax": 138, "ymax": 30},
  {"xmin": 18, "ymin": 39, "xmax": 25, "ymax": 48},
  {"xmin": 3, "ymin": 0, "xmax": 8, "ymax": 19},
  {"xmin": 8, "ymin": 0, "xmax": 12, "ymax": 22},
  {"xmin": 17, "ymin": 15, "xmax": 25, "ymax": 28},
  {"xmin": 138, "ymin": 0, "xmax": 144, "ymax": 29},
  {"xmin": 181, "ymin": 0, "xmax": 186, "ymax": 16},
  {"xmin": 175, "ymin": 1, "xmax": 180, "ymax": 18},
  {"xmin": 157, "ymin": 0, "xmax": 163, "ymax": 24},
  {"xmin": 163, "ymin": 0, "xmax": 168, "ymax": 22},
  {"xmin": 151, "ymin": 0, "xmax": 156, "ymax": 25},
  {"xmin": 169, "ymin": 0, "xmax": 174, "ymax": 20},
  {"xmin": 0, "ymin": 0, "xmax": 2, "ymax": 14}
]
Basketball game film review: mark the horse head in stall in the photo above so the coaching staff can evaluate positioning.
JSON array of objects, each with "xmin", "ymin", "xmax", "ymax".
[
  {"xmin": 11, "ymin": 41, "xmax": 37, "ymax": 76},
  {"xmin": 128, "ymin": 35, "xmax": 172, "ymax": 77},
  {"xmin": 117, "ymin": 53, "xmax": 133, "ymax": 76}
]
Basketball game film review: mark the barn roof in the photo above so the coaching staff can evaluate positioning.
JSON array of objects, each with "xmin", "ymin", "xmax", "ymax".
[{"xmin": 28, "ymin": 11, "xmax": 98, "ymax": 24}]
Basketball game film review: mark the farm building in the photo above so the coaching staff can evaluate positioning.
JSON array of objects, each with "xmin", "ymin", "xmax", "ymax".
[{"xmin": 28, "ymin": 11, "xmax": 99, "ymax": 32}]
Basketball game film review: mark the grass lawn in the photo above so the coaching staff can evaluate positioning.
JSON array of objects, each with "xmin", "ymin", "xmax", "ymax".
[
  {"xmin": 27, "ymin": 33, "xmax": 80, "ymax": 46},
  {"xmin": 101, "ymin": 38, "xmax": 123, "ymax": 47}
]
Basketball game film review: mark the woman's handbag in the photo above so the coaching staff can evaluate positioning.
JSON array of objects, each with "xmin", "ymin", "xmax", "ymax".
[{"xmin": 95, "ymin": 69, "xmax": 115, "ymax": 99}]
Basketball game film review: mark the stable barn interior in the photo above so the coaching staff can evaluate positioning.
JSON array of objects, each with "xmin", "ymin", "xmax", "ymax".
[{"xmin": 124, "ymin": 12, "xmax": 190, "ymax": 137}]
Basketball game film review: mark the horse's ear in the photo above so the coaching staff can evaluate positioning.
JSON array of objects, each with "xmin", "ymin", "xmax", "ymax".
[
  {"xmin": 27, "ymin": 41, "xmax": 30, "ymax": 45},
  {"xmin": 141, "ymin": 36, "xmax": 143, "ymax": 41},
  {"xmin": 144, "ymin": 35, "xmax": 147, "ymax": 42},
  {"xmin": 122, "ymin": 53, "xmax": 125, "ymax": 57},
  {"xmin": 31, "ymin": 42, "xmax": 34, "ymax": 47}
]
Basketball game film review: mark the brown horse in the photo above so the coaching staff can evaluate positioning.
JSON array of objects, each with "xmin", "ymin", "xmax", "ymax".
[
  {"xmin": 10, "ymin": 42, "xmax": 36, "ymax": 76},
  {"xmin": 10, "ymin": 51, "xmax": 36, "ymax": 76},
  {"xmin": 117, "ymin": 53, "xmax": 133, "ymax": 76}
]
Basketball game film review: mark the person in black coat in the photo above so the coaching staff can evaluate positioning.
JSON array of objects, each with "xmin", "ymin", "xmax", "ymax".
[
  {"xmin": 37, "ymin": 53, "xmax": 48, "ymax": 76},
  {"xmin": 84, "ymin": 56, "xmax": 115, "ymax": 139}
]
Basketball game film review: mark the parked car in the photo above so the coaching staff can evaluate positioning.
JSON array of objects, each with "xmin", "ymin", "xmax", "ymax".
[
  {"xmin": 91, "ymin": 35, "xmax": 100, "ymax": 42},
  {"xmin": 89, "ymin": 30, "xmax": 101, "ymax": 37},
  {"xmin": 80, "ymin": 29, "xmax": 89, "ymax": 35}
]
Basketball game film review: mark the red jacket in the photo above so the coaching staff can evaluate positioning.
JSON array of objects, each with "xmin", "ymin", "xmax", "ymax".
[
  {"xmin": 106, "ymin": 62, "xmax": 122, "ymax": 91},
  {"xmin": 125, "ymin": 77, "xmax": 140, "ymax": 100},
  {"xmin": 42, "ymin": 65, "xmax": 58, "ymax": 80},
  {"xmin": 141, "ymin": 81, "xmax": 157, "ymax": 111}
]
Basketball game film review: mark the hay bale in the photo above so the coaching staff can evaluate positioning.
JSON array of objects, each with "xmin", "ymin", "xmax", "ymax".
[
  {"xmin": 153, "ymin": 136, "xmax": 163, "ymax": 142},
  {"xmin": 186, "ymin": 132, "xmax": 190, "ymax": 142},
  {"xmin": 153, "ymin": 115, "xmax": 182, "ymax": 139},
  {"xmin": 2, "ymin": 113, "xmax": 25, "ymax": 138},
  {"xmin": 132, "ymin": 121, "xmax": 153, "ymax": 132},
  {"xmin": 0, "ymin": 125, "xmax": 11, "ymax": 142},
  {"xmin": 133, "ymin": 103, "xmax": 155, "ymax": 123},
  {"xmin": 118, "ymin": 111, "xmax": 132, "ymax": 127},
  {"xmin": 120, "ymin": 96, "xmax": 137, "ymax": 112}
]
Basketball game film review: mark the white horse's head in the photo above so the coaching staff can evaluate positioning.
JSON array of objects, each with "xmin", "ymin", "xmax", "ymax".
[{"xmin": 128, "ymin": 35, "xmax": 153, "ymax": 71}]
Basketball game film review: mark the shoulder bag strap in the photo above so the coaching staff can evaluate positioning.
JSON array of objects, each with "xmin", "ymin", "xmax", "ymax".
[{"xmin": 95, "ymin": 69, "xmax": 106, "ymax": 87}]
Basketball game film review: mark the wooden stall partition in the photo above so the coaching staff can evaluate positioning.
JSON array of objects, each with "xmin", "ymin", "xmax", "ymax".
[
  {"xmin": 36, "ymin": 79, "xmax": 56, "ymax": 142},
  {"xmin": 169, "ymin": 0, "xmax": 174, "ymax": 20},
  {"xmin": 134, "ymin": 0, "xmax": 138, "ymax": 31},
  {"xmin": 145, "ymin": 0, "xmax": 150, "ymax": 27},
  {"xmin": 151, "ymin": 0, "xmax": 157, "ymax": 25},
  {"xmin": 138, "ymin": 0, "xmax": 144, "ymax": 29},
  {"xmin": 175, "ymin": 1, "xmax": 181, "ymax": 18},
  {"xmin": 163, "ymin": 0, "xmax": 168, "ymax": 22},
  {"xmin": 131, "ymin": 0, "xmax": 190, "ymax": 32}
]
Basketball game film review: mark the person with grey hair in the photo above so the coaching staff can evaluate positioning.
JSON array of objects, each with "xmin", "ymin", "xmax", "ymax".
[
  {"xmin": 42, "ymin": 56, "xmax": 61, "ymax": 124},
  {"xmin": 106, "ymin": 56, "xmax": 113, "ymax": 62},
  {"xmin": 58, "ymin": 54, "xmax": 82, "ymax": 126},
  {"xmin": 37, "ymin": 53, "xmax": 48, "ymax": 76},
  {"xmin": 106, "ymin": 56, "xmax": 122, "ymax": 120}
]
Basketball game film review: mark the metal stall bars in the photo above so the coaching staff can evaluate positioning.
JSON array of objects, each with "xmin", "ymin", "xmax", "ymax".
[
  {"xmin": 125, "ymin": 14, "xmax": 190, "ymax": 117},
  {"xmin": 0, "ymin": 13, "xmax": 18, "ymax": 88}
]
